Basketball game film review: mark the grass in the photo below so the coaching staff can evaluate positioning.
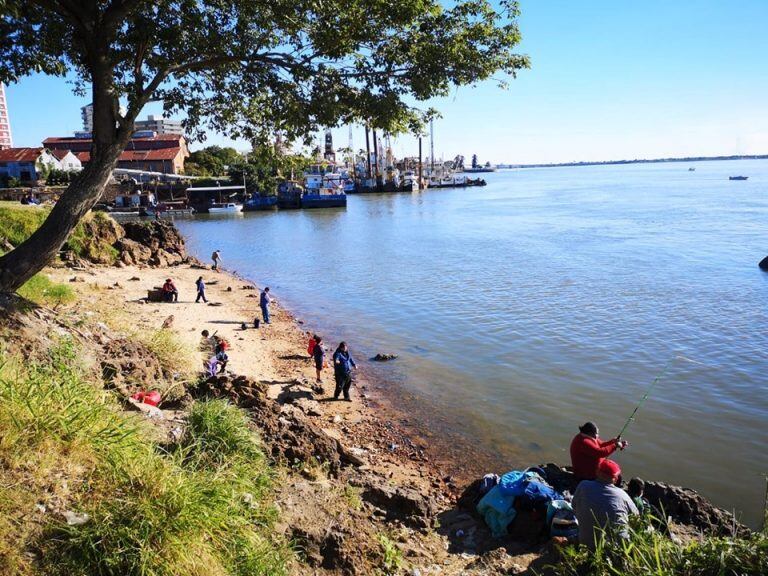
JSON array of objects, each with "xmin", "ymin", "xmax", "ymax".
[
  {"xmin": 141, "ymin": 328, "xmax": 199, "ymax": 383},
  {"xmin": 548, "ymin": 515, "xmax": 768, "ymax": 576},
  {"xmin": 0, "ymin": 203, "xmax": 119, "ymax": 264},
  {"xmin": 0, "ymin": 339, "xmax": 290, "ymax": 576},
  {"xmin": 16, "ymin": 273, "xmax": 76, "ymax": 308},
  {"xmin": 0, "ymin": 202, "xmax": 50, "ymax": 246}
]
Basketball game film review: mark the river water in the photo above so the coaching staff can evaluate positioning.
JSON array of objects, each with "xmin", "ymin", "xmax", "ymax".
[{"xmin": 176, "ymin": 159, "xmax": 768, "ymax": 527}]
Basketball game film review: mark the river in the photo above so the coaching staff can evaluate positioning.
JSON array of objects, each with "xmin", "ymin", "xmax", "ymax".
[{"xmin": 176, "ymin": 159, "xmax": 768, "ymax": 527}]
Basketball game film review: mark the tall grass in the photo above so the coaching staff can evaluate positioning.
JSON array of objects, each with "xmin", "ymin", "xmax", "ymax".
[
  {"xmin": 0, "ymin": 203, "xmax": 118, "ymax": 263},
  {"xmin": 0, "ymin": 202, "xmax": 50, "ymax": 246},
  {"xmin": 550, "ymin": 515, "xmax": 768, "ymax": 576},
  {"xmin": 0, "ymin": 340, "xmax": 289, "ymax": 576},
  {"xmin": 142, "ymin": 328, "xmax": 198, "ymax": 381}
]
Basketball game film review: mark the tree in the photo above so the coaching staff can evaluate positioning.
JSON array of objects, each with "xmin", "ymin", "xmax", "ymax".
[
  {"xmin": 0, "ymin": 0, "xmax": 528, "ymax": 291},
  {"xmin": 188, "ymin": 146, "xmax": 243, "ymax": 176}
]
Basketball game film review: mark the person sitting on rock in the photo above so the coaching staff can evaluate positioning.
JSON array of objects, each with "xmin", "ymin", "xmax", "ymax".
[
  {"xmin": 162, "ymin": 278, "xmax": 178, "ymax": 302},
  {"xmin": 570, "ymin": 421, "xmax": 627, "ymax": 482},
  {"xmin": 626, "ymin": 477, "xmax": 650, "ymax": 515},
  {"xmin": 572, "ymin": 459, "xmax": 639, "ymax": 550}
]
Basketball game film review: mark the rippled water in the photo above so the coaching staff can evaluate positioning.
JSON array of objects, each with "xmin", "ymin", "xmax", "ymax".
[{"xmin": 176, "ymin": 159, "xmax": 768, "ymax": 527}]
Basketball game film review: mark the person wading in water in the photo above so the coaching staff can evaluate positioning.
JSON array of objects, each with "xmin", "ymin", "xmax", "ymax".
[{"xmin": 332, "ymin": 341, "xmax": 357, "ymax": 401}]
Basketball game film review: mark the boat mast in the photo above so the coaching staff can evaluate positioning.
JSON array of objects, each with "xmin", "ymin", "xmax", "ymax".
[
  {"xmin": 364, "ymin": 124, "xmax": 372, "ymax": 180},
  {"xmin": 429, "ymin": 118, "xmax": 435, "ymax": 172},
  {"xmin": 418, "ymin": 135, "xmax": 423, "ymax": 190}
]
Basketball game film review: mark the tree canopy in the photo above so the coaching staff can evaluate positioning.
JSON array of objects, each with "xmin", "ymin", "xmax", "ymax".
[{"xmin": 0, "ymin": 0, "xmax": 528, "ymax": 291}]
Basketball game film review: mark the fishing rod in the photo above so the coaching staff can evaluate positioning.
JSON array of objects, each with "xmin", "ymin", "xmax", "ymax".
[{"xmin": 616, "ymin": 357, "xmax": 677, "ymax": 439}]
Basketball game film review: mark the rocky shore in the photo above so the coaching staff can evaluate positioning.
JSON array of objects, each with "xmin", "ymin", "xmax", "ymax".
[{"xmin": 5, "ymin": 215, "xmax": 750, "ymax": 575}]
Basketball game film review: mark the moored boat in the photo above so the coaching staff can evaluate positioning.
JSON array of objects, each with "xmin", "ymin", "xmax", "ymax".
[
  {"xmin": 277, "ymin": 180, "xmax": 303, "ymax": 209},
  {"xmin": 243, "ymin": 195, "xmax": 278, "ymax": 211},
  {"xmin": 207, "ymin": 202, "xmax": 243, "ymax": 213},
  {"xmin": 729, "ymin": 176, "xmax": 748, "ymax": 181}
]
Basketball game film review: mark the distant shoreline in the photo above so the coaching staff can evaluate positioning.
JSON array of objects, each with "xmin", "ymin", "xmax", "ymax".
[{"xmin": 499, "ymin": 154, "xmax": 768, "ymax": 169}]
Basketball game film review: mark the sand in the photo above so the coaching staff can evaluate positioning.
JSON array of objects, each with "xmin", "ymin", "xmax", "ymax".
[{"xmin": 48, "ymin": 261, "xmax": 438, "ymax": 491}]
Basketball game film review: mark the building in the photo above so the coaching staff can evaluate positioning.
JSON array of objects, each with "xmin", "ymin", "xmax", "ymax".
[
  {"xmin": 44, "ymin": 133, "xmax": 189, "ymax": 174},
  {"xmin": 0, "ymin": 83, "xmax": 12, "ymax": 149},
  {"xmin": 81, "ymin": 103, "xmax": 93, "ymax": 132},
  {"xmin": 0, "ymin": 147, "xmax": 60, "ymax": 182},
  {"xmin": 50, "ymin": 149, "xmax": 83, "ymax": 171},
  {"xmin": 134, "ymin": 115, "xmax": 184, "ymax": 135},
  {"xmin": 81, "ymin": 103, "xmax": 128, "ymax": 132}
]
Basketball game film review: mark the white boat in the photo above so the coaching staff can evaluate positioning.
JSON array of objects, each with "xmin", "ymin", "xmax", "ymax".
[{"xmin": 208, "ymin": 202, "xmax": 243, "ymax": 213}]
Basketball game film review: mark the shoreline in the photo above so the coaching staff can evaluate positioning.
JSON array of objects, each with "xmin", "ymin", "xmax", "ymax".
[
  {"xmin": 47, "ymin": 258, "xmax": 462, "ymax": 502},
  {"xmin": 199, "ymin": 257, "xmax": 514, "ymax": 493}
]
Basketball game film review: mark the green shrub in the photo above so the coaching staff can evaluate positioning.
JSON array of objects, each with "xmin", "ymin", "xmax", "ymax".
[{"xmin": 377, "ymin": 533, "xmax": 403, "ymax": 575}]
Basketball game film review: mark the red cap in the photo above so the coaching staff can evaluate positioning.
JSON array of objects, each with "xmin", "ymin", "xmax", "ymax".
[{"xmin": 598, "ymin": 459, "xmax": 622, "ymax": 478}]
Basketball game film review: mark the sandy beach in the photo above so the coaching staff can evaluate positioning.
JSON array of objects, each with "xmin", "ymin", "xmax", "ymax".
[{"xmin": 48, "ymin": 260, "xmax": 450, "ymax": 494}]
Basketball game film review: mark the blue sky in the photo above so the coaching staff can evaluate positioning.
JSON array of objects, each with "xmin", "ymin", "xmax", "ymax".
[{"xmin": 4, "ymin": 0, "xmax": 768, "ymax": 164}]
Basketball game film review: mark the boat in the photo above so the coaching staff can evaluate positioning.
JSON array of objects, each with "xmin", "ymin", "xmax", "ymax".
[
  {"xmin": 463, "ymin": 155, "xmax": 497, "ymax": 173},
  {"xmin": 243, "ymin": 195, "xmax": 278, "ymax": 211},
  {"xmin": 277, "ymin": 180, "xmax": 303, "ymax": 209},
  {"xmin": 688, "ymin": 167, "xmax": 696, "ymax": 171},
  {"xmin": 300, "ymin": 163, "xmax": 349, "ymax": 208},
  {"xmin": 186, "ymin": 185, "xmax": 245, "ymax": 213},
  {"xmin": 208, "ymin": 202, "xmax": 243, "ymax": 213},
  {"xmin": 401, "ymin": 170, "xmax": 419, "ymax": 192},
  {"xmin": 729, "ymin": 176, "xmax": 748, "ymax": 181},
  {"xmin": 301, "ymin": 191, "xmax": 347, "ymax": 208}
]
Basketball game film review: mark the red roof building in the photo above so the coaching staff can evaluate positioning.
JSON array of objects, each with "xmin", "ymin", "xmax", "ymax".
[{"xmin": 44, "ymin": 133, "xmax": 189, "ymax": 174}]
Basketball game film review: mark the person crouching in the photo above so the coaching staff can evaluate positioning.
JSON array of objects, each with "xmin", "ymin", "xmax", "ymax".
[{"xmin": 572, "ymin": 459, "xmax": 639, "ymax": 551}]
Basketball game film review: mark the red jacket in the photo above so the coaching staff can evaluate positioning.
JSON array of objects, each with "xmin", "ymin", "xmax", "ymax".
[{"xmin": 570, "ymin": 433, "xmax": 618, "ymax": 480}]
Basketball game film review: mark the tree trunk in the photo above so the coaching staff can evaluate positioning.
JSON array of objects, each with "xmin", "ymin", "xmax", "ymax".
[
  {"xmin": 0, "ymin": 52, "xmax": 133, "ymax": 293},
  {"xmin": 0, "ymin": 145, "xmax": 122, "ymax": 291}
]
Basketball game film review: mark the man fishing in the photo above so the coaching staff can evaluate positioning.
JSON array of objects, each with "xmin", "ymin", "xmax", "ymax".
[{"xmin": 570, "ymin": 421, "xmax": 628, "ymax": 482}]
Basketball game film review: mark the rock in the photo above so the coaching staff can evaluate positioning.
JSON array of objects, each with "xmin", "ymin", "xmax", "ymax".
[
  {"xmin": 161, "ymin": 315, "xmax": 174, "ymax": 329},
  {"xmin": 352, "ymin": 474, "xmax": 438, "ymax": 529},
  {"xmin": 338, "ymin": 444, "xmax": 367, "ymax": 467},
  {"xmin": 121, "ymin": 220, "xmax": 187, "ymax": 265},
  {"xmin": 64, "ymin": 510, "xmax": 90, "ymax": 526},
  {"xmin": 760, "ymin": 255, "xmax": 768, "ymax": 271},
  {"xmin": 191, "ymin": 374, "xmax": 343, "ymax": 473},
  {"xmin": 128, "ymin": 276, "xmax": 141, "ymax": 281},
  {"xmin": 66, "ymin": 212, "xmax": 125, "ymax": 264},
  {"xmin": 101, "ymin": 338, "xmax": 167, "ymax": 399},
  {"xmin": 538, "ymin": 463, "xmax": 748, "ymax": 537},
  {"xmin": 372, "ymin": 353, "xmax": 398, "ymax": 362},
  {"xmin": 69, "ymin": 276, "xmax": 85, "ymax": 282},
  {"xmin": 117, "ymin": 238, "xmax": 152, "ymax": 265}
]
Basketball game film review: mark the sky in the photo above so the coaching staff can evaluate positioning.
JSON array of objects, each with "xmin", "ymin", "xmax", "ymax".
[{"xmin": 4, "ymin": 0, "xmax": 768, "ymax": 164}]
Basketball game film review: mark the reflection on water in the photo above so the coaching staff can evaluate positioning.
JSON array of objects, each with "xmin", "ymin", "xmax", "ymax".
[{"xmin": 177, "ymin": 159, "xmax": 768, "ymax": 527}]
